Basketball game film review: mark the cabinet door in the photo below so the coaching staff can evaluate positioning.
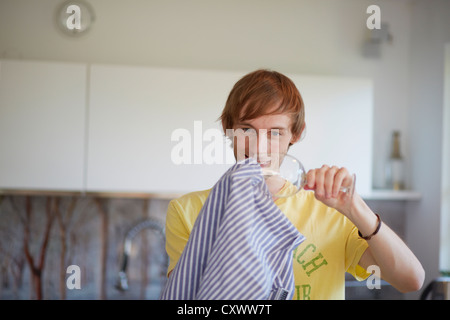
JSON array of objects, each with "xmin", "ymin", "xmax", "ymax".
[
  {"xmin": 0, "ymin": 60, "xmax": 86, "ymax": 191},
  {"xmin": 87, "ymin": 65, "xmax": 240, "ymax": 194}
]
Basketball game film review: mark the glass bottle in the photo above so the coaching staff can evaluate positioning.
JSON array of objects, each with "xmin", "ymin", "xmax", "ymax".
[{"xmin": 386, "ymin": 131, "xmax": 405, "ymax": 190}]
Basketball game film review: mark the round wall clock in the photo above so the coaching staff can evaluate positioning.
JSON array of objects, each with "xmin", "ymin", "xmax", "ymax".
[{"xmin": 55, "ymin": 0, "xmax": 95, "ymax": 36}]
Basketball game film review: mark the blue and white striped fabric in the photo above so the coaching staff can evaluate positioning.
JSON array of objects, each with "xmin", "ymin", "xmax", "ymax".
[{"xmin": 160, "ymin": 158, "xmax": 305, "ymax": 300}]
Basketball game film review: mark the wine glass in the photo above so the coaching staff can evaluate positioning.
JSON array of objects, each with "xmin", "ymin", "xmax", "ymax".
[{"xmin": 251, "ymin": 153, "xmax": 356, "ymax": 198}]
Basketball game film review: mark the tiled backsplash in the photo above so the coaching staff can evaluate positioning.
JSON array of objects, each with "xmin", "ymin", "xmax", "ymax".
[
  {"xmin": 0, "ymin": 194, "xmax": 408, "ymax": 300},
  {"xmin": 0, "ymin": 194, "xmax": 171, "ymax": 300}
]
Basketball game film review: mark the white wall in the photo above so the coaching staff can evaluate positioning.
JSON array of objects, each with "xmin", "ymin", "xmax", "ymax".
[
  {"xmin": 404, "ymin": 0, "xmax": 450, "ymax": 299},
  {"xmin": 441, "ymin": 44, "xmax": 450, "ymax": 275}
]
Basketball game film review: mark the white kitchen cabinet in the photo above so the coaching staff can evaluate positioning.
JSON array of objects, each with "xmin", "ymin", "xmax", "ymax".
[
  {"xmin": 86, "ymin": 65, "xmax": 240, "ymax": 193},
  {"xmin": 0, "ymin": 60, "xmax": 374, "ymax": 195},
  {"xmin": 0, "ymin": 60, "xmax": 87, "ymax": 191}
]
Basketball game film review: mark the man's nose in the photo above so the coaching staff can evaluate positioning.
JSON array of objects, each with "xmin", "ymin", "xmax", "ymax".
[
  {"xmin": 257, "ymin": 130, "xmax": 269, "ymax": 155},
  {"xmin": 246, "ymin": 129, "xmax": 268, "ymax": 156}
]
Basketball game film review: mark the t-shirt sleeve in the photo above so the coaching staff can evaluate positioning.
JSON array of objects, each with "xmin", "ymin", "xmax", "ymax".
[
  {"xmin": 165, "ymin": 200, "xmax": 190, "ymax": 275},
  {"xmin": 345, "ymin": 225, "xmax": 371, "ymax": 281}
]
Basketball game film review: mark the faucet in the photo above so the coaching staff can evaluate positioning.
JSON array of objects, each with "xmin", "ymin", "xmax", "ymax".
[{"xmin": 115, "ymin": 218, "xmax": 167, "ymax": 291}]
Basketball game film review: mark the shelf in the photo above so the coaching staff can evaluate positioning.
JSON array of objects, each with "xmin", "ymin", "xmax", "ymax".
[
  {"xmin": 345, "ymin": 280, "xmax": 391, "ymax": 287},
  {"xmin": 0, "ymin": 188, "xmax": 182, "ymax": 200},
  {"xmin": 361, "ymin": 189, "xmax": 422, "ymax": 201},
  {"xmin": 1, "ymin": 188, "xmax": 422, "ymax": 201}
]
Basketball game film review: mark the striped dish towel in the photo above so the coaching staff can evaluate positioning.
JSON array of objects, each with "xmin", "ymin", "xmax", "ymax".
[{"xmin": 160, "ymin": 158, "xmax": 305, "ymax": 300}]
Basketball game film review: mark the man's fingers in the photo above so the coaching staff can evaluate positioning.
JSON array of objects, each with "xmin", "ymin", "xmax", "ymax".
[
  {"xmin": 305, "ymin": 169, "xmax": 316, "ymax": 190},
  {"xmin": 306, "ymin": 165, "xmax": 352, "ymax": 199}
]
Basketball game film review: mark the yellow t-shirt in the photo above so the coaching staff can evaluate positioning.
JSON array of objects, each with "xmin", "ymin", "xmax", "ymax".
[{"xmin": 165, "ymin": 188, "xmax": 370, "ymax": 300}]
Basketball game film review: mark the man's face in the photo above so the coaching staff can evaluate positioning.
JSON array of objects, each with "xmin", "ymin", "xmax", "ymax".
[{"xmin": 231, "ymin": 113, "xmax": 298, "ymax": 164}]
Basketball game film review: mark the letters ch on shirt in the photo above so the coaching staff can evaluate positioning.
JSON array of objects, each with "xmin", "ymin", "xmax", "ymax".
[
  {"xmin": 292, "ymin": 243, "xmax": 328, "ymax": 300},
  {"xmin": 293, "ymin": 243, "xmax": 328, "ymax": 277}
]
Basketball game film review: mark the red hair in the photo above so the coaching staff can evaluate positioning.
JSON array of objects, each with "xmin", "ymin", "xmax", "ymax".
[{"xmin": 220, "ymin": 69, "xmax": 305, "ymax": 139}]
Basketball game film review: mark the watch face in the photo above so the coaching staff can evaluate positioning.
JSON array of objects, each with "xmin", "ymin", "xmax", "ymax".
[{"xmin": 56, "ymin": 0, "xmax": 95, "ymax": 36}]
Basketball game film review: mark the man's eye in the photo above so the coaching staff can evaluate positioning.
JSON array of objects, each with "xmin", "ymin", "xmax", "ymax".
[
  {"xmin": 270, "ymin": 130, "xmax": 281, "ymax": 136},
  {"xmin": 242, "ymin": 128, "xmax": 257, "ymax": 135}
]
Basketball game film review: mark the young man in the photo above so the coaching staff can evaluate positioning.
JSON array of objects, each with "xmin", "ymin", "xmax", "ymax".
[{"xmin": 165, "ymin": 69, "xmax": 424, "ymax": 299}]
